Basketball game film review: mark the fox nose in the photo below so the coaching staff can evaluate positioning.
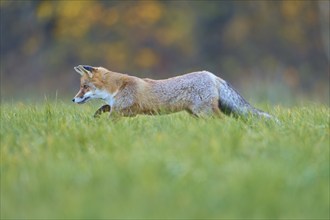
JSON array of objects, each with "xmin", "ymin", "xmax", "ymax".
[{"xmin": 72, "ymin": 98, "xmax": 75, "ymax": 102}]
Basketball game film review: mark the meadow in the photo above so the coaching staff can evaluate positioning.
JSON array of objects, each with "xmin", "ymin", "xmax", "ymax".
[{"xmin": 1, "ymin": 101, "xmax": 329, "ymax": 219}]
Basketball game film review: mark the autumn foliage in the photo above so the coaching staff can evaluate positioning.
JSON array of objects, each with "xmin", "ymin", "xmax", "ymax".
[{"xmin": 1, "ymin": 1, "xmax": 329, "ymax": 102}]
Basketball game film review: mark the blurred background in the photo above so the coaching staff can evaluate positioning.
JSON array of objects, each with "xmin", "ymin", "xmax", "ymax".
[{"xmin": 1, "ymin": 0, "xmax": 329, "ymax": 105}]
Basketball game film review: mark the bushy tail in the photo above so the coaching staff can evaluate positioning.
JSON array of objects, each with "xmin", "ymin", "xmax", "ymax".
[{"xmin": 217, "ymin": 79, "xmax": 275, "ymax": 121}]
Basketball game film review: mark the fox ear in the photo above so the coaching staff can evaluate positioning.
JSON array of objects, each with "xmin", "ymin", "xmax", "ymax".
[
  {"xmin": 74, "ymin": 65, "xmax": 94, "ymax": 78},
  {"xmin": 82, "ymin": 65, "xmax": 95, "ymax": 72}
]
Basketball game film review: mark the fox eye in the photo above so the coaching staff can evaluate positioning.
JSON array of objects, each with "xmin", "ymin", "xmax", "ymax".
[{"xmin": 83, "ymin": 85, "xmax": 89, "ymax": 89}]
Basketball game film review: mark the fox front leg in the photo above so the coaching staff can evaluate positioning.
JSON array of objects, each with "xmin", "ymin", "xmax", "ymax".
[{"xmin": 94, "ymin": 105, "xmax": 111, "ymax": 118}]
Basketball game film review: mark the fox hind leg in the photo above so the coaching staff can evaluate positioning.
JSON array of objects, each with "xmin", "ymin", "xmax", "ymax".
[{"xmin": 188, "ymin": 100, "xmax": 221, "ymax": 118}]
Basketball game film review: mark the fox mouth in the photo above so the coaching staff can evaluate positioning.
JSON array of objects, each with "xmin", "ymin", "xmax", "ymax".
[{"xmin": 77, "ymin": 97, "xmax": 90, "ymax": 104}]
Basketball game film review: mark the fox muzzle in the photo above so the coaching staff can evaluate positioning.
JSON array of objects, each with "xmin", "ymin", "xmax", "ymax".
[{"xmin": 72, "ymin": 96, "xmax": 91, "ymax": 104}]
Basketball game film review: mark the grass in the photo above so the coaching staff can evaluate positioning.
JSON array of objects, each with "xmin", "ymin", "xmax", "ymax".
[{"xmin": 1, "ymin": 101, "xmax": 329, "ymax": 219}]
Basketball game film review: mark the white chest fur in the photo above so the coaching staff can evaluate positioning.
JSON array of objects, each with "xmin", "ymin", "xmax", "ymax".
[{"xmin": 95, "ymin": 89, "xmax": 117, "ymax": 107}]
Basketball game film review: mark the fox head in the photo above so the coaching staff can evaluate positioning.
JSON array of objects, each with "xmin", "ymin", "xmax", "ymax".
[{"xmin": 72, "ymin": 65, "xmax": 111, "ymax": 104}]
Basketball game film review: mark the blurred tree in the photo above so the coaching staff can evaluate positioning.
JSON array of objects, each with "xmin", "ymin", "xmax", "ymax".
[{"xmin": 0, "ymin": 0, "xmax": 329, "ymax": 103}]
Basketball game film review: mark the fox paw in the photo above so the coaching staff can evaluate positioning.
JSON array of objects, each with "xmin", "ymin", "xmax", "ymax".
[{"xmin": 93, "ymin": 105, "xmax": 111, "ymax": 118}]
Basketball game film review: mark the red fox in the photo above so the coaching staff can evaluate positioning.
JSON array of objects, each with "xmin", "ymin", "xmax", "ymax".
[{"xmin": 72, "ymin": 65, "xmax": 275, "ymax": 120}]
